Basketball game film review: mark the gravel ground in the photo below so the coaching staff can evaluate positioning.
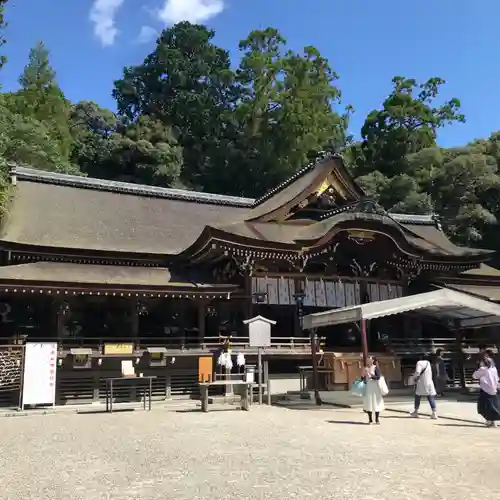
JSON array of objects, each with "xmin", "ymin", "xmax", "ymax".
[{"xmin": 0, "ymin": 405, "xmax": 496, "ymax": 500}]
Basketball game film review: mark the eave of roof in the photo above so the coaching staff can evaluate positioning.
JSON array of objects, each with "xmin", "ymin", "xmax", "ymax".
[
  {"xmin": 442, "ymin": 283, "xmax": 500, "ymax": 302},
  {"xmin": 461, "ymin": 264, "xmax": 500, "ymax": 278},
  {"xmin": 321, "ymin": 203, "xmax": 438, "ymax": 226},
  {"xmin": 179, "ymin": 212, "xmax": 491, "ymax": 263},
  {"xmin": 0, "ymin": 262, "xmax": 238, "ymax": 297}
]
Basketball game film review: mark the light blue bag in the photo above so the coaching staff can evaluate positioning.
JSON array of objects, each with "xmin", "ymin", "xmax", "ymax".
[{"xmin": 351, "ymin": 378, "xmax": 366, "ymax": 397}]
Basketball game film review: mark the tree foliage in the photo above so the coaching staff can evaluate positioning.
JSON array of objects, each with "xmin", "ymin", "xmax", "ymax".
[
  {"xmin": 348, "ymin": 76, "xmax": 500, "ymax": 247},
  {"xmin": 112, "ymin": 23, "xmax": 348, "ymax": 196},
  {"xmin": 0, "ymin": 0, "xmax": 7, "ymax": 76},
  {"xmin": 70, "ymin": 101, "xmax": 182, "ymax": 186}
]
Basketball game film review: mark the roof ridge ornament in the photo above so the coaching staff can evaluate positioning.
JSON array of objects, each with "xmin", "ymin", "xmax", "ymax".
[{"xmin": 352, "ymin": 197, "xmax": 387, "ymax": 216}]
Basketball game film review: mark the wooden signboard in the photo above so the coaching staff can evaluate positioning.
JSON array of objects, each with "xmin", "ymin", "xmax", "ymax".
[
  {"xmin": 104, "ymin": 343, "xmax": 134, "ymax": 355},
  {"xmin": 198, "ymin": 356, "xmax": 213, "ymax": 383},
  {"xmin": 22, "ymin": 342, "xmax": 57, "ymax": 408}
]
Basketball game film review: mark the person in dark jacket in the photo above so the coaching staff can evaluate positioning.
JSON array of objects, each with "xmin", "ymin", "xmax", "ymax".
[{"xmin": 432, "ymin": 349, "xmax": 447, "ymax": 396}]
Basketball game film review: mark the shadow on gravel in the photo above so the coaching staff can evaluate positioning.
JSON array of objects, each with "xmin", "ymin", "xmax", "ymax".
[
  {"xmin": 175, "ymin": 407, "xmax": 239, "ymax": 413},
  {"xmin": 326, "ymin": 420, "xmax": 367, "ymax": 425},
  {"xmin": 76, "ymin": 408, "xmax": 136, "ymax": 415},
  {"xmin": 437, "ymin": 423, "xmax": 485, "ymax": 428}
]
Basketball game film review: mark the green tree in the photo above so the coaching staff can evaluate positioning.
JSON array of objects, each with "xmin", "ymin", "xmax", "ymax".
[
  {"xmin": 0, "ymin": 0, "xmax": 8, "ymax": 75},
  {"xmin": 113, "ymin": 22, "xmax": 236, "ymax": 190},
  {"xmin": 0, "ymin": 0, "xmax": 10, "ymax": 214},
  {"xmin": 113, "ymin": 23, "xmax": 349, "ymax": 197},
  {"xmin": 0, "ymin": 94, "xmax": 79, "ymax": 175},
  {"xmin": 15, "ymin": 41, "xmax": 73, "ymax": 160},
  {"xmin": 70, "ymin": 101, "xmax": 183, "ymax": 186},
  {"xmin": 350, "ymin": 77, "xmax": 467, "ymax": 216},
  {"xmin": 221, "ymin": 28, "xmax": 348, "ymax": 196},
  {"xmin": 356, "ymin": 76, "xmax": 465, "ymax": 178},
  {"xmin": 430, "ymin": 147, "xmax": 500, "ymax": 244}
]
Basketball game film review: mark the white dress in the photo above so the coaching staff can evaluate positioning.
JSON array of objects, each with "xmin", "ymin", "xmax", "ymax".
[
  {"xmin": 363, "ymin": 366, "xmax": 385, "ymax": 412},
  {"xmin": 414, "ymin": 360, "xmax": 436, "ymax": 397}
]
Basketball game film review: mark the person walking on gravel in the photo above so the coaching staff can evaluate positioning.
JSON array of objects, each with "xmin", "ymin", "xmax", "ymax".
[
  {"xmin": 362, "ymin": 356, "xmax": 385, "ymax": 425},
  {"xmin": 473, "ymin": 354, "xmax": 500, "ymax": 428},
  {"xmin": 432, "ymin": 349, "xmax": 447, "ymax": 396},
  {"xmin": 410, "ymin": 354, "xmax": 438, "ymax": 419}
]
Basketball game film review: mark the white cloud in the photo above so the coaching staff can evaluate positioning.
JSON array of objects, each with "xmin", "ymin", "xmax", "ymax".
[
  {"xmin": 89, "ymin": 0, "xmax": 125, "ymax": 46},
  {"xmin": 158, "ymin": 0, "xmax": 224, "ymax": 25},
  {"xmin": 137, "ymin": 25, "xmax": 158, "ymax": 44}
]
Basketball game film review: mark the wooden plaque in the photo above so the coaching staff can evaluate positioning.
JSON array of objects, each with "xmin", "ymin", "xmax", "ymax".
[{"xmin": 104, "ymin": 343, "xmax": 134, "ymax": 355}]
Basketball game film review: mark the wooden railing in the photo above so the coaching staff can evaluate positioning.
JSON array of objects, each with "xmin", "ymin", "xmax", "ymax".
[
  {"xmin": 385, "ymin": 336, "xmax": 498, "ymax": 387},
  {"xmin": 52, "ymin": 335, "xmax": 311, "ymax": 353},
  {"xmin": 385, "ymin": 337, "xmax": 497, "ymax": 357}
]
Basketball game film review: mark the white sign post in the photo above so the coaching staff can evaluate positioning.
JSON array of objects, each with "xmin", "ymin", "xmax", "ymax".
[
  {"xmin": 243, "ymin": 315, "xmax": 276, "ymax": 405},
  {"xmin": 21, "ymin": 342, "xmax": 58, "ymax": 410}
]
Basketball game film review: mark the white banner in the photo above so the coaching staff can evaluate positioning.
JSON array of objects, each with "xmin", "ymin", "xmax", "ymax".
[{"xmin": 22, "ymin": 342, "xmax": 57, "ymax": 408}]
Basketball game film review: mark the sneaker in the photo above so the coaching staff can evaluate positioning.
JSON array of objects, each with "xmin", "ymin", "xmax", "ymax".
[
  {"xmin": 409, "ymin": 411, "xmax": 419, "ymax": 418},
  {"xmin": 431, "ymin": 411, "xmax": 438, "ymax": 420}
]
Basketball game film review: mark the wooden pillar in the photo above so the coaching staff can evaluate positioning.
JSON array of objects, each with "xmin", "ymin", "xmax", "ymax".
[
  {"xmin": 197, "ymin": 300, "xmax": 206, "ymax": 344},
  {"xmin": 131, "ymin": 300, "xmax": 139, "ymax": 339},
  {"xmin": 245, "ymin": 274, "xmax": 253, "ymax": 319},
  {"xmin": 130, "ymin": 300, "xmax": 139, "ymax": 401},
  {"xmin": 179, "ymin": 300, "xmax": 186, "ymax": 347},
  {"xmin": 310, "ymin": 329, "xmax": 322, "ymax": 405},
  {"xmin": 53, "ymin": 298, "xmax": 64, "ymax": 343},
  {"xmin": 361, "ymin": 319, "xmax": 369, "ymax": 366},
  {"xmin": 359, "ymin": 281, "xmax": 370, "ymax": 353},
  {"xmin": 264, "ymin": 358, "xmax": 271, "ymax": 405},
  {"xmin": 455, "ymin": 327, "xmax": 466, "ymax": 391}
]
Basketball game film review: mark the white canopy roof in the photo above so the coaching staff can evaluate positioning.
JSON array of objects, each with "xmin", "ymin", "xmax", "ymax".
[{"xmin": 302, "ymin": 288, "xmax": 500, "ymax": 330}]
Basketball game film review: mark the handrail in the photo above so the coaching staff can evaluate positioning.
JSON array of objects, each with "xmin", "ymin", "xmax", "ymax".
[
  {"xmin": 384, "ymin": 337, "xmax": 497, "ymax": 357},
  {"xmin": 49, "ymin": 335, "xmax": 311, "ymax": 352},
  {"xmin": 387, "ymin": 337, "xmax": 495, "ymax": 347}
]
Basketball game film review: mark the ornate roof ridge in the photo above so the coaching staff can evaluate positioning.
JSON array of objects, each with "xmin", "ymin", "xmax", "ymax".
[
  {"xmin": 10, "ymin": 166, "xmax": 255, "ymax": 208},
  {"xmin": 251, "ymin": 151, "xmax": 342, "ymax": 207},
  {"xmin": 320, "ymin": 201, "xmax": 438, "ymax": 226}
]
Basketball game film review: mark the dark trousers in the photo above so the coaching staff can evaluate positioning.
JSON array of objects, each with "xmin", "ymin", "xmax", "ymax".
[{"xmin": 414, "ymin": 395, "xmax": 436, "ymax": 411}]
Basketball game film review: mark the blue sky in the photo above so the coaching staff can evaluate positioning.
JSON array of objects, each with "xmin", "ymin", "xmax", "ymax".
[{"xmin": 1, "ymin": 0, "xmax": 498, "ymax": 147}]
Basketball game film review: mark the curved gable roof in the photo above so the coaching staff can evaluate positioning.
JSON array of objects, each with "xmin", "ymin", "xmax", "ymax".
[{"xmin": 244, "ymin": 153, "xmax": 364, "ymax": 222}]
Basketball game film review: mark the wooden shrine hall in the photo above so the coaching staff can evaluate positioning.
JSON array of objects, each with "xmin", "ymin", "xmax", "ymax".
[{"xmin": 0, "ymin": 152, "xmax": 499, "ymax": 406}]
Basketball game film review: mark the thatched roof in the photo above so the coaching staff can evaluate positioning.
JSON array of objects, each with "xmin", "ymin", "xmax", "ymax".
[
  {"xmin": 0, "ymin": 168, "xmax": 251, "ymax": 255},
  {"xmin": 0, "ymin": 160, "xmax": 492, "ymax": 264}
]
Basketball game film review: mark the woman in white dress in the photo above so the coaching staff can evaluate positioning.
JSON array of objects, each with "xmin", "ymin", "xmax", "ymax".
[
  {"xmin": 410, "ymin": 354, "xmax": 438, "ymax": 419},
  {"xmin": 362, "ymin": 356, "xmax": 384, "ymax": 425}
]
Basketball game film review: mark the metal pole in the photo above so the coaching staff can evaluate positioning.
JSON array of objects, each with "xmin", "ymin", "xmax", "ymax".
[
  {"xmin": 361, "ymin": 319, "xmax": 368, "ymax": 366},
  {"xmin": 257, "ymin": 347, "xmax": 263, "ymax": 405},
  {"xmin": 310, "ymin": 329, "xmax": 322, "ymax": 406}
]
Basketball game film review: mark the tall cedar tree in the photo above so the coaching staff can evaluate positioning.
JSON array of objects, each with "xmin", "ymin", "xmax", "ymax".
[{"xmin": 16, "ymin": 41, "xmax": 73, "ymax": 160}]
